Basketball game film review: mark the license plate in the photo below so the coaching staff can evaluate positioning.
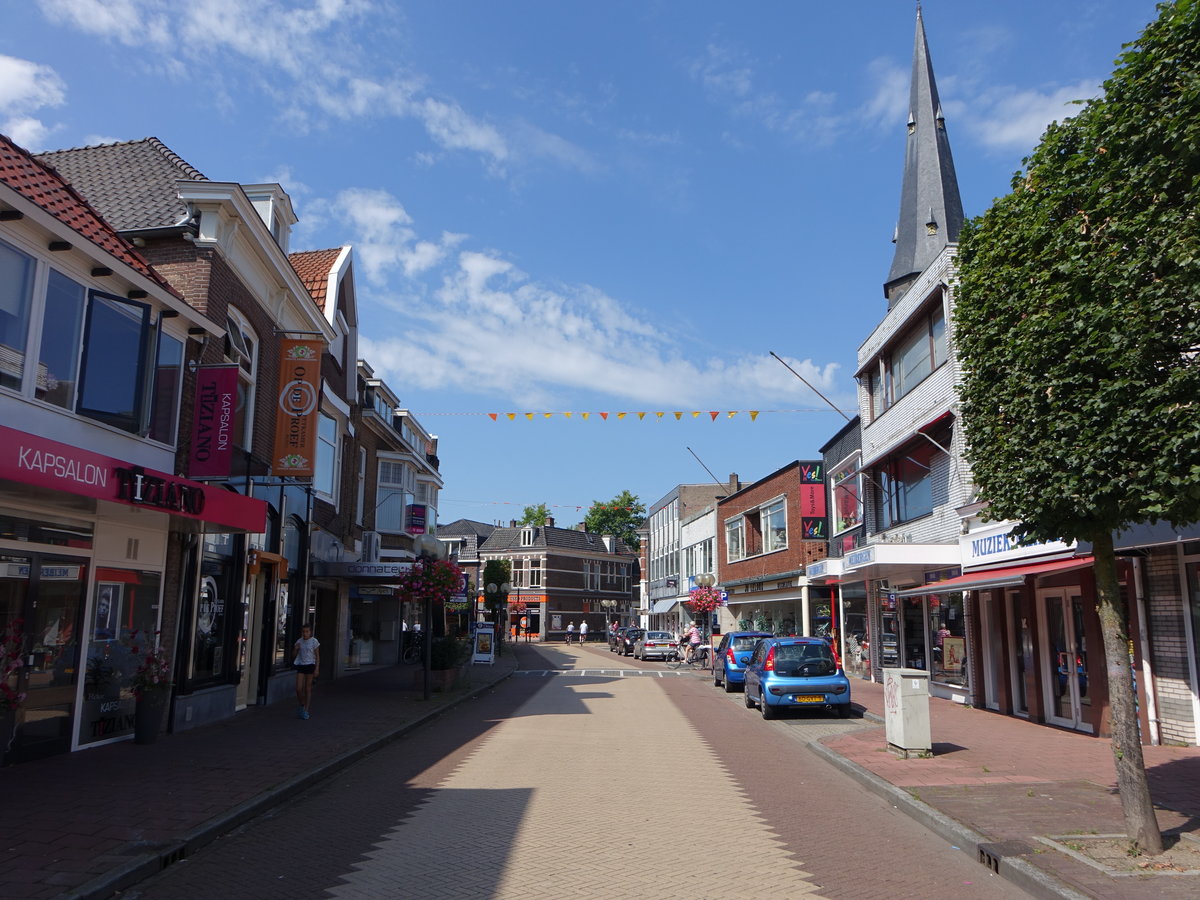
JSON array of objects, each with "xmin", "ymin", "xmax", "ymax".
[{"xmin": 794, "ymin": 695, "xmax": 824, "ymax": 703}]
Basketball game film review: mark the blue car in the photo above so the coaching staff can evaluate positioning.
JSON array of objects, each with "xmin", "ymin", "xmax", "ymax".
[
  {"xmin": 712, "ymin": 631, "xmax": 773, "ymax": 692},
  {"xmin": 743, "ymin": 637, "xmax": 852, "ymax": 720}
]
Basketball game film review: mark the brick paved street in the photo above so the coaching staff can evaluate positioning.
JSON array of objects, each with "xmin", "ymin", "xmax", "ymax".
[{"xmin": 125, "ymin": 643, "xmax": 1018, "ymax": 900}]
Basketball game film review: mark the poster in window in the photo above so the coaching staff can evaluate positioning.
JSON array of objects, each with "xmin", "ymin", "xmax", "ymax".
[
  {"xmin": 93, "ymin": 582, "xmax": 122, "ymax": 641},
  {"xmin": 943, "ymin": 636, "xmax": 966, "ymax": 674}
]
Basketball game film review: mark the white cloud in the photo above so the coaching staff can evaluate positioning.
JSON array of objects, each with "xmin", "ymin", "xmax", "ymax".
[
  {"xmin": 963, "ymin": 80, "xmax": 1097, "ymax": 151},
  {"xmin": 860, "ymin": 57, "xmax": 909, "ymax": 130},
  {"xmin": 339, "ymin": 188, "xmax": 846, "ymax": 409},
  {"xmin": 0, "ymin": 54, "xmax": 66, "ymax": 150}
]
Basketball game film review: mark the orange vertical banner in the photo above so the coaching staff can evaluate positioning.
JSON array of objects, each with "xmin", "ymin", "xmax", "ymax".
[{"xmin": 272, "ymin": 338, "xmax": 323, "ymax": 477}]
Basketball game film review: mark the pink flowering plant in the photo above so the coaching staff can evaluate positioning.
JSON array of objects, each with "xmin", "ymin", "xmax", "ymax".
[
  {"xmin": 128, "ymin": 631, "xmax": 173, "ymax": 700},
  {"xmin": 686, "ymin": 584, "xmax": 722, "ymax": 616},
  {"xmin": 395, "ymin": 557, "xmax": 465, "ymax": 606},
  {"xmin": 1, "ymin": 618, "xmax": 26, "ymax": 712}
]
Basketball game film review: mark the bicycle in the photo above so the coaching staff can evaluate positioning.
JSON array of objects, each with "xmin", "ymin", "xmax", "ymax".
[
  {"xmin": 401, "ymin": 636, "xmax": 424, "ymax": 665},
  {"xmin": 666, "ymin": 643, "xmax": 711, "ymax": 670}
]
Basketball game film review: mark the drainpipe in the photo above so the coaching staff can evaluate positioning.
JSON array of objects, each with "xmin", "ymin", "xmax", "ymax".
[
  {"xmin": 801, "ymin": 582, "xmax": 810, "ymax": 636},
  {"xmin": 1131, "ymin": 556, "xmax": 1160, "ymax": 745}
]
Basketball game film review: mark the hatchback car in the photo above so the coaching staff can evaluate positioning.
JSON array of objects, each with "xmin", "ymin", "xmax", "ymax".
[
  {"xmin": 608, "ymin": 627, "xmax": 629, "ymax": 652},
  {"xmin": 743, "ymin": 637, "xmax": 852, "ymax": 719},
  {"xmin": 634, "ymin": 631, "xmax": 677, "ymax": 660},
  {"xmin": 615, "ymin": 628, "xmax": 643, "ymax": 656},
  {"xmin": 712, "ymin": 631, "xmax": 773, "ymax": 692}
]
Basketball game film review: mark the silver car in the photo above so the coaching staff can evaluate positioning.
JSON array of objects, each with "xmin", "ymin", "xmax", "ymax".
[{"xmin": 634, "ymin": 631, "xmax": 678, "ymax": 661}]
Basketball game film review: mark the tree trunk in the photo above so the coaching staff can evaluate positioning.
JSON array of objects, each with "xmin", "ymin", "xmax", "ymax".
[{"xmin": 1091, "ymin": 531, "xmax": 1163, "ymax": 854}]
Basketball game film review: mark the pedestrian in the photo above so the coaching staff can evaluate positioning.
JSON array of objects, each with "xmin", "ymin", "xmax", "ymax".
[
  {"xmin": 566, "ymin": 621, "xmax": 575, "ymax": 644},
  {"xmin": 579, "ymin": 620, "xmax": 588, "ymax": 644},
  {"xmin": 293, "ymin": 623, "xmax": 320, "ymax": 720}
]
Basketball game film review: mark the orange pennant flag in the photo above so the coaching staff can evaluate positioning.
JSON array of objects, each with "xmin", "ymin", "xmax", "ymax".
[
  {"xmin": 749, "ymin": 410, "xmax": 760, "ymax": 421},
  {"xmin": 543, "ymin": 412, "xmax": 553, "ymax": 419},
  {"xmin": 506, "ymin": 413, "xmax": 516, "ymax": 421},
  {"xmin": 600, "ymin": 412, "xmax": 609, "ymax": 420},
  {"xmin": 617, "ymin": 412, "xmax": 627, "ymax": 420},
  {"xmin": 488, "ymin": 413, "xmax": 498, "ymax": 421},
  {"xmin": 691, "ymin": 411, "xmax": 701, "ymax": 419},
  {"xmin": 656, "ymin": 412, "xmax": 665, "ymax": 419},
  {"xmin": 565, "ymin": 411, "xmax": 573, "ymax": 419},
  {"xmin": 674, "ymin": 412, "xmax": 683, "ymax": 420},
  {"xmin": 637, "ymin": 412, "xmax": 646, "ymax": 420},
  {"xmin": 727, "ymin": 411, "xmax": 738, "ymax": 419},
  {"xmin": 582, "ymin": 412, "xmax": 590, "ymax": 420},
  {"xmin": 525, "ymin": 413, "xmax": 534, "ymax": 421},
  {"xmin": 709, "ymin": 411, "xmax": 719, "ymax": 421}
]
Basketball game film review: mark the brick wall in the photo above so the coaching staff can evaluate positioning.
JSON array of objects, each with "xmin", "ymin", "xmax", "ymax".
[{"xmin": 1144, "ymin": 547, "xmax": 1196, "ymax": 745}]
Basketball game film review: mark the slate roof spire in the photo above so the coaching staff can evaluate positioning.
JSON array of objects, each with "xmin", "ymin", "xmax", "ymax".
[{"xmin": 884, "ymin": 6, "xmax": 964, "ymax": 306}]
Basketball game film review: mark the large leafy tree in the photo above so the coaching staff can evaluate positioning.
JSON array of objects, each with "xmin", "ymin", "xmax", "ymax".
[
  {"xmin": 518, "ymin": 503, "xmax": 551, "ymax": 526},
  {"xmin": 583, "ymin": 490, "xmax": 646, "ymax": 550},
  {"xmin": 954, "ymin": 0, "xmax": 1200, "ymax": 855}
]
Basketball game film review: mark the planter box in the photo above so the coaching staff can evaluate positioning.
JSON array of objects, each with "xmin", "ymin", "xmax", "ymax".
[{"xmin": 412, "ymin": 666, "xmax": 461, "ymax": 692}]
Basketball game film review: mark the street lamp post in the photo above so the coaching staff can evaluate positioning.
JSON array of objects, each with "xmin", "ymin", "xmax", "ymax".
[{"xmin": 486, "ymin": 581, "xmax": 511, "ymax": 654}]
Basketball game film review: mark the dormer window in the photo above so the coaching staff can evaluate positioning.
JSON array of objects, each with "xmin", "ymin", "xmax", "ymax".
[{"xmin": 521, "ymin": 528, "xmax": 535, "ymax": 547}]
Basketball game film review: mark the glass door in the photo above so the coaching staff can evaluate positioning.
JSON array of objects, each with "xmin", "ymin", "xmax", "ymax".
[
  {"xmin": 2, "ymin": 552, "xmax": 88, "ymax": 762},
  {"xmin": 1008, "ymin": 591, "xmax": 1030, "ymax": 716},
  {"xmin": 1039, "ymin": 589, "xmax": 1091, "ymax": 731}
]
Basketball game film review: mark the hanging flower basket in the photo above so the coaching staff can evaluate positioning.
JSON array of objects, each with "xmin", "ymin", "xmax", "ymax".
[{"xmin": 686, "ymin": 585, "xmax": 722, "ymax": 615}]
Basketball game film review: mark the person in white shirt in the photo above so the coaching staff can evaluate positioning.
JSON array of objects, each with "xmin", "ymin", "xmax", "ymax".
[
  {"xmin": 293, "ymin": 624, "xmax": 320, "ymax": 720},
  {"xmin": 566, "ymin": 621, "xmax": 575, "ymax": 643},
  {"xmin": 579, "ymin": 620, "xmax": 589, "ymax": 644}
]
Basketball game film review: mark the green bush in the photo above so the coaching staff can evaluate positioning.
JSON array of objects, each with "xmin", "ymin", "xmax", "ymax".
[{"xmin": 430, "ymin": 636, "xmax": 469, "ymax": 670}]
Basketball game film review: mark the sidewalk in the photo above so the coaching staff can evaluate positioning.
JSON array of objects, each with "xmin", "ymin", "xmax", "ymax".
[
  {"xmin": 0, "ymin": 646, "xmax": 520, "ymax": 900},
  {"xmin": 816, "ymin": 678, "xmax": 1200, "ymax": 899}
]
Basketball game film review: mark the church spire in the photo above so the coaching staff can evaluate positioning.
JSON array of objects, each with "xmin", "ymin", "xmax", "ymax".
[{"xmin": 884, "ymin": 6, "xmax": 964, "ymax": 306}]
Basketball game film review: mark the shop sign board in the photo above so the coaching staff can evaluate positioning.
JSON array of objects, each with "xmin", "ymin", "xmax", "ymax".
[
  {"xmin": 272, "ymin": 338, "xmax": 323, "ymax": 477},
  {"xmin": 960, "ymin": 520, "xmax": 1075, "ymax": 569},
  {"xmin": 0, "ymin": 424, "xmax": 266, "ymax": 532},
  {"xmin": 188, "ymin": 365, "xmax": 238, "ymax": 478},
  {"xmin": 472, "ymin": 623, "xmax": 496, "ymax": 665},
  {"xmin": 313, "ymin": 561, "xmax": 414, "ymax": 579}
]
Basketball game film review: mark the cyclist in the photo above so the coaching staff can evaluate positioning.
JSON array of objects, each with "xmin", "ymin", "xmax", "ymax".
[{"xmin": 684, "ymin": 621, "xmax": 703, "ymax": 663}]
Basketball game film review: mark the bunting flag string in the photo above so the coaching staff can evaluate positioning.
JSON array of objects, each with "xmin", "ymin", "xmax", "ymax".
[
  {"xmin": 445, "ymin": 408, "xmax": 852, "ymax": 421},
  {"xmin": 441, "ymin": 498, "xmax": 643, "ymax": 513}
]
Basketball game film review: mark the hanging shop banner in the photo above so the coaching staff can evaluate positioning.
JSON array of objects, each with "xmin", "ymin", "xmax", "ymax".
[
  {"xmin": 406, "ymin": 503, "xmax": 427, "ymax": 534},
  {"xmin": 272, "ymin": 339, "xmax": 323, "ymax": 477},
  {"xmin": 188, "ymin": 365, "xmax": 239, "ymax": 478}
]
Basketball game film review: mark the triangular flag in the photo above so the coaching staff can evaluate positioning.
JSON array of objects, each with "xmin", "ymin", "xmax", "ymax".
[
  {"xmin": 691, "ymin": 411, "xmax": 701, "ymax": 419},
  {"xmin": 656, "ymin": 412, "xmax": 665, "ymax": 419},
  {"xmin": 637, "ymin": 412, "xmax": 646, "ymax": 420},
  {"xmin": 488, "ymin": 413, "xmax": 498, "ymax": 421},
  {"xmin": 727, "ymin": 411, "xmax": 738, "ymax": 419},
  {"xmin": 543, "ymin": 412, "xmax": 553, "ymax": 419},
  {"xmin": 582, "ymin": 412, "xmax": 590, "ymax": 420},
  {"xmin": 525, "ymin": 413, "xmax": 534, "ymax": 421},
  {"xmin": 749, "ymin": 410, "xmax": 760, "ymax": 421},
  {"xmin": 600, "ymin": 412, "xmax": 609, "ymax": 420},
  {"xmin": 709, "ymin": 411, "xmax": 719, "ymax": 421},
  {"xmin": 506, "ymin": 413, "xmax": 516, "ymax": 421},
  {"xmin": 674, "ymin": 412, "xmax": 683, "ymax": 420},
  {"xmin": 617, "ymin": 412, "xmax": 627, "ymax": 420}
]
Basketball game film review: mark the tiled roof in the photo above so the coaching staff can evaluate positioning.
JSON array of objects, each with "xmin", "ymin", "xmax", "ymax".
[
  {"xmin": 437, "ymin": 519, "xmax": 496, "ymax": 539},
  {"xmin": 480, "ymin": 526, "xmax": 633, "ymax": 555},
  {"xmin": 0, "ymin": 134, "xmax": 174, "ymax": 291},
  {"xmin": 35, "ymin": 137, "xmax": 208, "ymax": 232},
  {"xmin": 289, "ymin": 248, "xmax": 342, "ymax": 311}
]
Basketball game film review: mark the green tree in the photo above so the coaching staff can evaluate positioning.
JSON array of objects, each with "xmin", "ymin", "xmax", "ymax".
[
  {"xmin": 518, "ymin": 503, "xmax": 551, "ymax": 526},
  {"xmin": 481, "ymin": 559, "xmax": 512, "ymax": 630},
  {"xmin": 954, "ymin": 0, "xmax": 1200, "ymax": 855},
  {"xmin": 583, "ymin": 490, "xmax": 646, "ymax": 550}
]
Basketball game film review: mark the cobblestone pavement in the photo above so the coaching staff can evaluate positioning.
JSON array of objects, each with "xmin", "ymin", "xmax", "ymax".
[{"xmin": 126, "ymin": 643, "xmax": 1019, "ymax": 900}]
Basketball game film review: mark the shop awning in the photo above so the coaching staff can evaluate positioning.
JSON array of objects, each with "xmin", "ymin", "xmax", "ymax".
[
  {"xmin": 651, "ymin": 598, "xmax": 680, "ymax": 614},
  {"xmin": 893, "ymin": 555, "xmax": 1093, "ymax": 597}
]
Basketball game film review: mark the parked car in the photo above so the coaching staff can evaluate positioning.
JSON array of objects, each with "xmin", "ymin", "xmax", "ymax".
[
  {"xmin": 743, "ymin": 637, "xmax": 852, "ymax": 720},
  {"xmin": 712, "ymin": 631, "xmax": 773, "ymax": 692},
  {"xmin": 634, "ymin": 630, "xmax": 677, "ymax": 661},
  {"xmin": 615, "ymin": 628, "xmax": 643, "ymax": 656}
]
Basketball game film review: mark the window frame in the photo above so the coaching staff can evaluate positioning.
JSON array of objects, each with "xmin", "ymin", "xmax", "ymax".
[
  {"xmin": 869, "ymin": 293, "xmax": 948, "ymax": 417},
  {"xmin": 830, "ymin": 451, "xmax": 863, "ymax": 536},
  {"xmin": 725, "ymin": 516, "xmax": 745, "ymax": 563},
  {"xmin": 224, "ymin": 307, "xmax": 258, "ymax": 451},
  {"xmin": 314, "ymin": 410, "xmax": 340, "ymax": 500}
]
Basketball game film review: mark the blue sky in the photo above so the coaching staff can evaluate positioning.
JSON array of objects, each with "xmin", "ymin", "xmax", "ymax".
[{"xmin": 1, "ymin": 0, "xmax": 1163, "ymax": 526}]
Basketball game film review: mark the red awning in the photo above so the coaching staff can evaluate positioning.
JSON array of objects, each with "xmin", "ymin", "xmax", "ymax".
[{"xmin": 894, "ymin": 555, "xmax": 1093, "ymax": 597}]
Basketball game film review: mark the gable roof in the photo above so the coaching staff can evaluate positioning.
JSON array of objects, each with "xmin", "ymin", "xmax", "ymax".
[
  {"xmin": 35, "ymin": 137, "xmax": 208, "ymax": 232},
  {"xmin": 289, "ymin": 247, "xmax": 344, "ymax": 312},
  {"xmin": 437, "ymin": 519, "xmax": 496, "ymax": 539},
  {"xmin": 480, "ymin": 525, "xmax": 634, "ymax": 556},
  {"xmin": 0, "ymin": 133, "xmax": 175, "ymax": 292}
]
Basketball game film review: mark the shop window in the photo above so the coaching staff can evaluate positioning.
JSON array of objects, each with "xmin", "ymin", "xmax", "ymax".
[
  {"xmin": 929, "ymin": 592, "xmax": 968, "ymax": 687},
  {"xmin": 191, "ymin": 531, "xmax": 237, "ymax": 686}
]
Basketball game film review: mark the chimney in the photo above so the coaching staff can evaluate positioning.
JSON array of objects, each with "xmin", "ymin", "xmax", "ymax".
[
  {"xmin": 509, "ymin": 519, "xmax": 518, "ymax": 528},
  {"xmin": 544, "ymin": 516, "xmax": 555, "ymax": 527},
  {"xmin": 728, "ymin": 473, "xmax": 739, "ymax": 491}
]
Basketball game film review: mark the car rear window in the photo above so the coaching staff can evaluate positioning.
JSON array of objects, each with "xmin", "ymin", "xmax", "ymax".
[
  {"xmin": 731, "ymin": 636, "xmax": 764, "ymax": 650},
  {"xmin": 645, "ymin": 632, "xmax": 672, "ymax": 640},
  {"xmin": 773, "ymin": 643, "xmax": 836, "ymax": 674}
]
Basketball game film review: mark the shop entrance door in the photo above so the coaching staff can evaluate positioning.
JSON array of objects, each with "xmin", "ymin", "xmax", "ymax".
[
  {"xmin": 1, "ymin": 551, "xmax": 89, "ymax": 762},
  {"xmin": 1008, "ymin": 591, "xmax": 1031, "ymax": 716},
  {"xmin": 1038, "ymin": 589, "xmax": 1092, "ymax": 731},
  {"xmin": 981, "ymin": 595, "xmax": 1004, "ymax": 711}
]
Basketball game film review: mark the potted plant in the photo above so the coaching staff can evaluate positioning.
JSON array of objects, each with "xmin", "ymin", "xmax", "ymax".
[
  {"xmin": 1, "ymin": 618, "xmax": 26, "ymax": 764},
  {"xmin": 129, "ymin": 635, "xmax": 173, "ymax": 745}
]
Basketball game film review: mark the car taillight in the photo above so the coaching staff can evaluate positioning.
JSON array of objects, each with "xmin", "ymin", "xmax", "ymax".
[
  {"xmin": 725, "ymin": 648, "xmax": 736, "ymax": 663},
  {"xmin": 764, "ymin": 647, "xmax": 776, "ymax": 671}
]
